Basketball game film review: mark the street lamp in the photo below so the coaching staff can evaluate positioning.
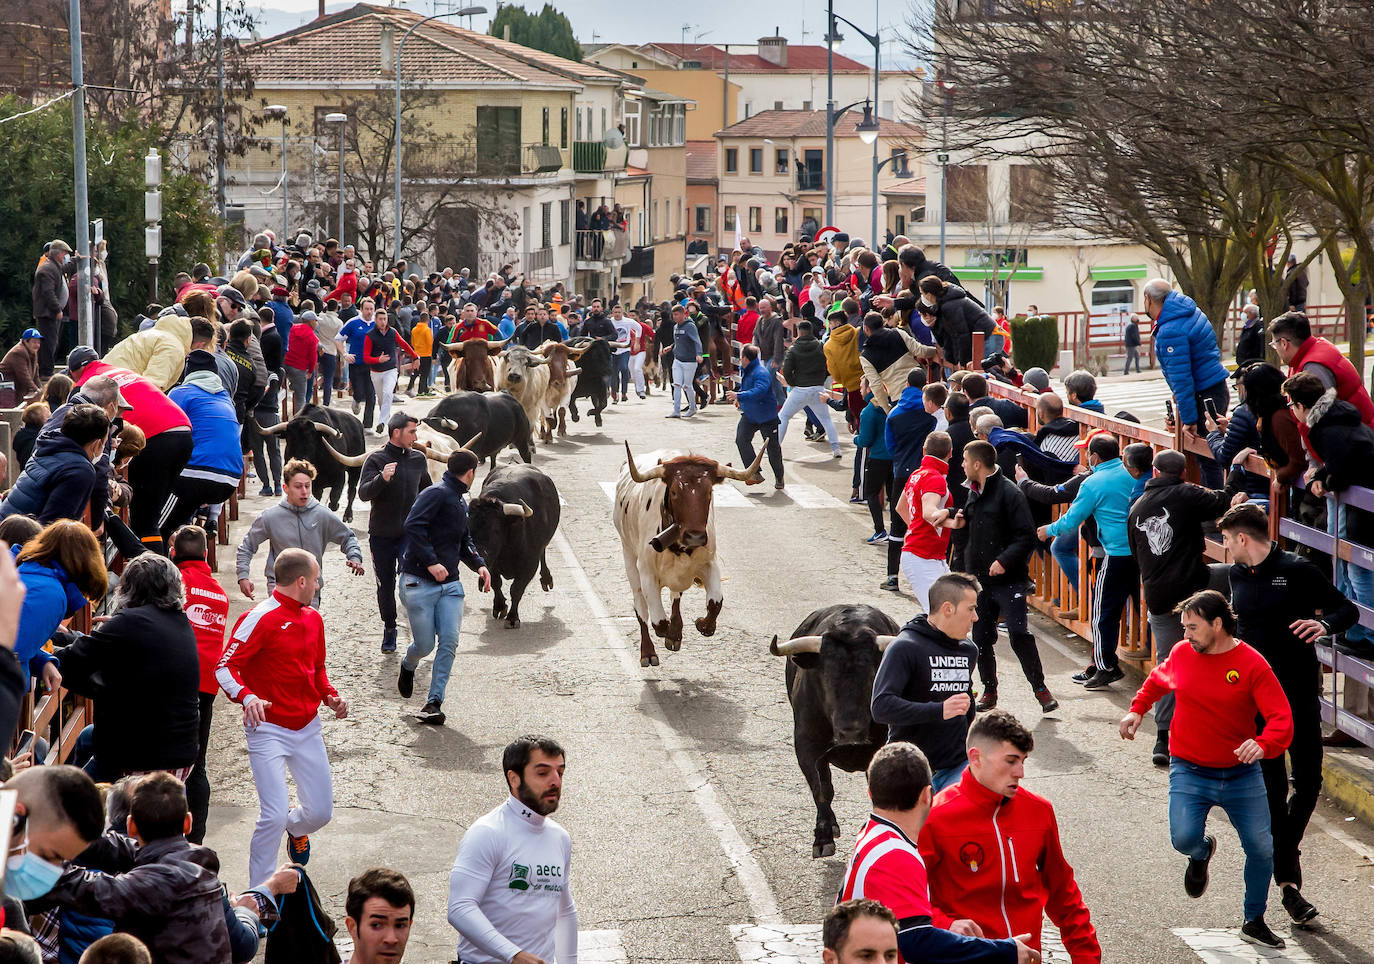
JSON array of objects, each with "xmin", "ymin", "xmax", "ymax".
[
  {"xmin": 264, "ymin": 104, "xmax": 289, "ymax": 243},
  {"xmin": 325, "ymin": 112, "xmax": 347, "ymax": 241},
  {"xmin": 873, "ymin": 150, "xmax": 912, "ymax": 250},
  {"xmin": 393, "ymin": 6, "xmax": 487, "ymax": 265},
  {"xmin": 829, "ymin": 8, "xmax": 882, "ymax": 242},
  {"xmin": 856, "ymin": 102, "xmax": 879, "ymax": 144}
]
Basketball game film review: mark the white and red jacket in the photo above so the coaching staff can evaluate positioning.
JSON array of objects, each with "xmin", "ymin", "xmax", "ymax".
[
  {"xmin": 177, "ymin": 558, "xmax": 229, "ymax": 696},
  {"xmin": 918, "ymin": 769, "xmax": 1101, "ymax": 963},
  {"xmin": 217, "ymin": 589, "xmax": 337, "ymax": 730}
]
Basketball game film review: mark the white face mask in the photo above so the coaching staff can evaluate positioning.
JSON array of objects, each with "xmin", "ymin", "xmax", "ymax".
[{"xmin": 921, "ymin": 295, "xmax": 937, "ymax": 308}]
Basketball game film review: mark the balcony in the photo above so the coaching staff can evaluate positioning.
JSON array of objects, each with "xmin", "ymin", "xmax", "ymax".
[
  {"xmin": 572, "ymin": 140, "xmax": 629, "ymax": 175},
  {"xmin": 621, "ymin": 245, "xmax": 655, "ymax": 280},
  {"xmin": 524, "ymin": 246, "xmax": 556, "ymax": 279},
  {"xmin": 526, "ymin": 144, "xmax": 564, "ymax": 174},
  {"xmin": 413, "ymin": 142, "xmax": 564, "ymax": 179},
  {"xmin": 575, "ymin": 228, "xmax": 630, "ymax": 271},
  {"xmin": 796, "ymin": 170, "xmax": 823, "ymax": 192}
]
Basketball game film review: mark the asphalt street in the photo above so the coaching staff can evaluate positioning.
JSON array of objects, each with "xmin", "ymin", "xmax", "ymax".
[{"xmin": 203, "ymin": 377, "xmax": 1374, "ymax": 963}]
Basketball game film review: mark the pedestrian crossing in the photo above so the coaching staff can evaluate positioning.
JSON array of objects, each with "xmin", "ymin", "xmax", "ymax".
[
  {"xmin": 1172, "ymin": 927, "xmax": 1316, "ymax": 962},
  {"xmin": 1076, "ymin": 374, "xmax": 1175, "ymax": 426}
]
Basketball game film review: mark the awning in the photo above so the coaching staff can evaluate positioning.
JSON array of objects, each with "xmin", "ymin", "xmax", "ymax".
[
  {"xmin": 1089, "ymin": 265, "xmax": 1148, "ymax": 281},
  {"xmin": 955, "ymin": 266, "xmax": 1044, "ymax": 282}
]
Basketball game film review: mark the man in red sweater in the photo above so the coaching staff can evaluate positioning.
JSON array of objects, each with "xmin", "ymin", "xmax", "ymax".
[
  {"xmin": 217, "ymin": 547, "xmax": 350, "ymax": 887},
  {"xmin": 171, "ymin": 524, "xmax": 229, "ymax": 846},
  {"xmin": 919, "ymin": 710, "xmax": 1100, "ymax": 963},
  {"xmin": 1120, "ymin": 589, "xmax": 1293, "ymax": 950}
]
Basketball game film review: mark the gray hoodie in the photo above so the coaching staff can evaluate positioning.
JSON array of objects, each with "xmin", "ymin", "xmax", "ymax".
[{"xmin": 235, "ymin": 496, "xmax": 362, "ymax": 591}]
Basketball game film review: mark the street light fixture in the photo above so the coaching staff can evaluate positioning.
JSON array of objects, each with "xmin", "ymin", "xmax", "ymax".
[
  {"xmin": 872, "ymin": 150, "xmax": 911, "ymax": 244},
  {"xmin": 856, "ymin": 102, "xmax": 879, "ymax": 145},
  {"xmin": 394, "ymin": 6, "xmax": 487, "ymax": 265},
  {"xmin": 264, "ymin": 105, "xmax": 289, "ymax": 243},
  {"xmin": 325, "ymin": 112, "xmax": 347, "ymax": 241}
]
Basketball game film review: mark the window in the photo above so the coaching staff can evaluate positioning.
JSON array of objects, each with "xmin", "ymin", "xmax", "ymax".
[
  {"xmin": 560, "ymin": 107, "xmax": 568, "ymax": 148},
  {"xmin": 895, "ymin": 214, "xmax": 906, "ymax": 234},
  {"xmin": 475, "ymin": 106, "xmax": 521, "ymax": 176},
  {"xmin": 799, "ymin": 149, "xmax": 823, "ymax": 191},
  {"xmin": 802, "ymin": 100, "xmax": 812, "ymax": 110},
  {"xmin": 575, "ymin": 108, "xmax": 583, "ymax": 140},
  {"xmin": 744, "ymin": 101, "xmax": 753, "ymax": 118},
  {"xmin": 1009, "ymin": 164, "xmax": 1054, "ymax": 224},
  {"xmin": 774, "ymin": 206, "xmax": 788, "ymax": 234},
  {"xmin": 775, "ymin": 149, "xmax": 788, "ymax": 174},
  {"xmin": 624, "ymin": 99, "xmax": 641, "ymax": 146},
  {"xmin": 645, "ymin": 103, "xmax": 685, "ymax": 147},
  {"xmin": 541, "ymin": 107, "xmax": 550, "ymax": 146},
  {"xmin": 560, "ymin": 199, "xmax": 570, "ymax": 244},
  {"xmin": 652, "ymin": 200, "xmax": 659, "ymax": 239},
  {"xmin": 802, "ymin": 206, "xmax": 822, "ymax": 227},
  {"xmin": 695, "ymin": 206, "xmax": 712, "ymax": 232},
  {"xmin": 881, "ymin": 99, "xmax": 895, "ymax": 119},
  {"xmin": 774, "ymin": 100, "xmax": 783, "ymax": 110},
  {"xmin": 749, "ymin": 147, "xmax": 763, "ymax": 174},
  {"xmin": 541, "ymin": 202, "xmax": 552, "ymax": 249},
  {"xmin": 946, "ymin": 164, "xmax": 990, "ymax": 222},
  {"xmin": 748, "ymin": 206, "xmax": 762, "ymax": 233},
  {"xmin": 601, "ymin": 107, "xmax": 607, "ymax": 137},
  {"xmin": 725, "ymin": 148, "xmax": 738, "ymax": 173},
  {"xmin": 724, "ymin": 206, "xmax": 737, "ymax": 230}
]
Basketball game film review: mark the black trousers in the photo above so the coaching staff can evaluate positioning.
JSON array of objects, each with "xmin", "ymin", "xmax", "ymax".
[
  {"xmin": 187, "ymin": 691, "xmax": 216, "ymax": 844},
  {"xmin": 862, "ymin": 455, "xmax": 894, "ymax": 534},
  {"xmin": 370, "ymin": 534, "xmax": 404, "ymax": 630},
  {"xmin": 887, "ymin": 469, "xmax": 913, "ymax": 577},
  {"xmin": 350, "ymin": 361, "xmax": 375, "ymax": 412},
  {"xmin": 735, "ymin": 417, "xmax": 783, "ymax": 484},
  {"xmin": 1091, "ymin": 553, "xmax": 1139, "ymax": 672},
  {"xmin": 1262, "ymin": 689, "xmax": 1323, "ymax": 888},
  {"xmin": 408, "ymin": 356, "xmax": 432, "ymax": 393},
  {"xmin": 160, "ymin": 477, "xmax": 236, "ymax": 541},
  {"xmin": 35, "ymin": 314, "xmax": 60, "ymax": 376},
  {"xmin": 972, "ymin": 581, "xmax": 1045, "ymax": 692},
  {"xmin": 127, "ymin": 429, "xmax": 194, "ymax": 553}
]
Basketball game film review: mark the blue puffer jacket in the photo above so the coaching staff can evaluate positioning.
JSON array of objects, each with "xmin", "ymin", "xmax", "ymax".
[
  {"xmin": 169, "ymin": 374, "xmax": 246, "ymax": 483},
  {"xmin": 885, "ymin": 386, "xmax": 936, "ymax": 480},
  {"xmin": 734, "ymin": 358, "xmax": 779, "ymax": 424},
  {"xmin": 13, "ymin": 548, "xmax": 85, "ymax": 688},
  {"xmin": 855, "ymin": 400, "xmax": 892, "ymax": 460},
  {"xmin": 1154, "ymin": 292, "xmax": 1229, "ymax": 425},
  {"xmin": 0, "ymin": 433, "xmax": 96, "ymax": 524}
]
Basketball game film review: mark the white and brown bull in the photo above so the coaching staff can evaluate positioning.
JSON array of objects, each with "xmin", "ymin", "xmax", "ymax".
[
  {"xmin": 534, "ymin": 340, "xmax": 581, "ymax": 443},
  {"xmin": 494, "ymin": 345, "xmax": 550, "ymax": 451},
  {"xmin": 444, "ymin": 336, "xmax": 509, "ymax": 393},
  {"xmin": 412, "ymin": 423, "xmax": 465, "ymax": 485},
  {"xmin": 614, "ymin": 442, "xmax": 764, "ymax": 667}
]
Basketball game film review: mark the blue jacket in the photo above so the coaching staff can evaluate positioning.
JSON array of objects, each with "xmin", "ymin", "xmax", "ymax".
[
  {"xmin": 855, "ymin": 401, "xmax": 892, "ymax": 461},
  {"xmin": 169, "ymin": 377, "xmax": 246, "ymax": 483},
  {"xmin": 885, "ymin": 386, "xmax": 936, "ymax": 480},
  {"xmin": 1153, "ymin": 292, "xmax": 1229, "ymax": 424},
  {"xmin": 673, "ymin": 320, "xmax": 702, "ymax": 360},
  {"xmin": 1046, "ymin": 457, "xmax": 1135, "ymax": 555},
  {"xmin": 13, "ymin": 550, "xmax": 82, "ymax": 688},
  {"xmin": 1077, "ymin": 398, "xmax": 1105, "ymax": 414},
  {"xmin": 340, "ymin": 317, "xmax": 374, "ymax": 359},
  {"xmin": 0, "ymin": 433, "xmax": 97, "ymax": 525},
  {"xmin": 735, "ymin": 359, "xmax": 779, "ymax": 424},
  {"xmin": 268, "ymin": 299, "xmax": 294, "ymax": 348},
  {"xmin": 986, "ymin": 427, "xmax": 1076, "ymax": 483},
  {"xmin": 401, "ymin": 471, "xmax": 487, "ymax": 583}
]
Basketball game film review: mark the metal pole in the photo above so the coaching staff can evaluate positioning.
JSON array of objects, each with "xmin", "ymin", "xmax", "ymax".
[
  {"xmin": 216, "ymin": 0, "xmax": 226, "ymax": 221},
  {"xmin": 280, "ymin": 117, "xmax": 289, "ymax": 242},
  {"xmin": 824, "ymin": 0, "xmax": 834, "ymax": 226},
  {"xmin": 722, "ymin": 44, "xmax": 729, "ymax": 130},
  {"xmin": 69, "ymin": 0, "xmax": 93, "ymax": 348},
  {"xmin": 148, "ymin": 259, "xmax": 158, "ymax": 304},
  {"xmin": 870, "ymin": 6, "xmax": 879, "ymax": 248},
  {"xmin": 338, "ymin": 129, "xmax": 345, "ymax": 242},
  {"xmin": 938, "ymin": 86, "xmax": 949, "ymax": 264}
]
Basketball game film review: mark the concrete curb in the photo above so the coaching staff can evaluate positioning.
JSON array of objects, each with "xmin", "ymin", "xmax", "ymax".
[{"xmin": 1322, "ymin": 750, "xmax": 1374, "ymax": 829}]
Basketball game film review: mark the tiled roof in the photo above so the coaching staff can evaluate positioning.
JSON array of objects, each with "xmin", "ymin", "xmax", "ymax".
[
  {"xmin": 243, "ymin": 4, "xmax": 581, "ymax": 88},
  {"xmin": 647, "ymin": 42, "xmax": 870, "ymax": 73},
  {"xmin": 881, "ymin": 178, "xmax": 928, "ymax": 196},
  {"xmin": 684, "ymin": 140, "xmax": 718, "ymax": 182},
  {"xmin": 715, "ymin": 109, "xmax": 918, "ymax": 140}
]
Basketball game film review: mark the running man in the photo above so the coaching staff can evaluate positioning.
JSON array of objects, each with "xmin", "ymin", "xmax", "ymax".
[{"xmin": 218, "ymin": 548, "xmax": 349, "ymax": 887}]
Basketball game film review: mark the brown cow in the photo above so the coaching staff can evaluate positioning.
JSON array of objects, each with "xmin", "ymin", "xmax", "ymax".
[
  {"xmin": 535, "ymin": 341, "xmax": 580, "ymax": 443},
  {"xmin": 444, "ymin": 336, "xmax": 509, "ymax": 392}
]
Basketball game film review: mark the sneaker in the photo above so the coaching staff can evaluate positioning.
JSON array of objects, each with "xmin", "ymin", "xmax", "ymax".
[
  {"xmin": 1152, "ymin": 733, "xmax": 1170, "ymax": 768},
  {"xmin": 1240, "ymin": 917, "xmax": 1285, "ymax": 950},
  {"xmin": 351, "ymin": 398, "xmax": 360, "ymax": 414},
  {"xmin": 832, "ymin": 449, "xmax": 843, "ymax": 459},
  {"xmin": 1184, "ymin": 834, "xmax": 1215, "ymax": 898},
  {"xmin": 1083, "ymin": 667, "xmax": 1125, "ymax": 690},
  {"xmin": 381, "ymin": 626, "xmax": 397, "ymax": 654},
  {"xmin": 880, "ymin": 576, "xmax": 899, "ymax": 591},
  {"xmin": 683, "ymin": 410, "xmax": 697, "ymax": 418},
  {"xmin": 665, "ymin": 412, "xmax": 681, "ymax": 419},
  {"xmin": 1034, "ymin": 687, "xmax": 1059, "ymax": 713},
  {"xmin": 1281, "ymin": 885, "xmax": 1319, "ymax": 925},
  {"xmin": 774, "ymin": 481, "xmax": 785, "ymax": 490},
  {"xmin": 976, "ymin": 690, "xmax": 998, "ymax": 712},
  {"xmin": 286, "ymin": 831, "xmax": 310, "ymax": 865},
  {"xmin": 866, "ymin": 531, "xmax": 888, "ymax": 545},
  {"xmin": 273, "ymin": 486, "xmax": 283, "ymax": 497},
  {"xmin": 375, "ymin": 423, "xmax": 385, "ymax": 435},
  {"xmin": 1071, "ymin": 665, "xmax": 1097, "ymax": 685},
  {"xmin": 258, "ymin": 486, "xmax": 274, "ymax": 498},
  {"xmin": 397, "ymin": 664, "xmax": 414, "ymax": 699},
  {"xmin": 849, "ymin": 490, "xmax": 864, "ymax": 504},
  {"xmin": 417, "ymin": 699, "xmax": 445, "ymax": 725}
]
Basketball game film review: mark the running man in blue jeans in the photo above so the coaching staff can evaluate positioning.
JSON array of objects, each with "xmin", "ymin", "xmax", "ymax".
[
  {"xmin": 1120, "ymin": 589, "xmax": 1294, "ymax": 951},
  {"xmin": 396, "ymin": 449, "xmax": 491, "ymax": 726}
]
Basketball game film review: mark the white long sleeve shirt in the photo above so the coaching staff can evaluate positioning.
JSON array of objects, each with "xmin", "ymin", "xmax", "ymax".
[{"xmin": 448, "ymin": 796, "xmax": 578, "ymax": 964}]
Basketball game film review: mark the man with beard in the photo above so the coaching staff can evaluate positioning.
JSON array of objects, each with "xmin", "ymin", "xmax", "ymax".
[{"xmin": 448, "ymin": 736, "xmax": 578, "ymax": 964}]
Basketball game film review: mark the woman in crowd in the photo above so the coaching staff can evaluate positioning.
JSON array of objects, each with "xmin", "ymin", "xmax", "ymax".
[{"xmin": 13, "ymin": 519, "xmax": 108, "ymax": 693}]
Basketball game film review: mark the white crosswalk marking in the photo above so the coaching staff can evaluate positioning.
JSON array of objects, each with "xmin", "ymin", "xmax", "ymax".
[
  {"xmin": 1173, "ymin": 927, "xmax": 1315, "ymax": 961},
  {"xmin": 782, "ymin": 482, "xmax": 849, "ymax": 510},
  {"xmin": 731, "ymin": 923, "xmax": 822, "ymax": 962},
  {"xmin": 580, "ymin": 928, "xmax": 629, "ymax": 963},
  {"xmin": 714, "ymin": 483, "xmax": 753, "ymax": 508}
]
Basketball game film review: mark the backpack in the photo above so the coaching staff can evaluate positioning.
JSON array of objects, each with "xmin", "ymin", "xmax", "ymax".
[{"xmin": 264, "ymin": 867, "xmax": 342, "ymax": 964}]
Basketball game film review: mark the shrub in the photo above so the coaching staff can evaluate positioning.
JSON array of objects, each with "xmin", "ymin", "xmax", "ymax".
[{"xmin": 1010, "ymin": 314, "xmax": 1059, "ymax": 372}]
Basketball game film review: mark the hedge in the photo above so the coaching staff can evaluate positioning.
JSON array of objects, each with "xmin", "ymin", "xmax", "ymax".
[{"xmin": 1010, "ymin": 314, "xmax": 1060, "ymax": 372}]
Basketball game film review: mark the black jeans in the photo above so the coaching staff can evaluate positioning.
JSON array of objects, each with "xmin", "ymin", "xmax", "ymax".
[
  {"xmin": 735, "ymin": 417, "xmax": 783, "ymax": 484},
  {"xmin": 972, "ymin": 581, "xmax": 1045, "ymax": 692},
  {"xmin": 35, "ymin": 314, "xmax": 60, "ymax": 376},
  {"xmin": 187, "ymin": 691, "xmax": 216, "ymax": 844},
  {"xmin": 127, "ymin": 429, "xmax": 194, "ymax": 553},
  {"xmin": 370, "ymin": 534, "xmax": 404, "ymax": 630},
  {"xmin": 250, "ymin": 405, "xmax": 283, "ymax": 494},
  {"xmin": 862, "ymin": 454, "xmax": 894, "ymax": 534},
  {"xmin": 350, "ymin": 361, "xmax": 375, "ymax": 415},
  {"xmin": 1092, "ymin": 553, "xmax": 1140, "ymax": 672},
  {"xmin": 160, "ymin": 477, "xmax": 236, "ymax": 541},
  {"xmin": 887, "ymin": 469, "xmax": 913, "ymax": 578},
  {"xmin": 1262, "ymin": 689, "xmax": 1323, "ymax": 888}
]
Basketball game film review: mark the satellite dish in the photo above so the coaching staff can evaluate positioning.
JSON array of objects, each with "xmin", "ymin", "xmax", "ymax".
[{"xmin": 602, "ymin": 129, "xmax": 625, "ymax": 149}]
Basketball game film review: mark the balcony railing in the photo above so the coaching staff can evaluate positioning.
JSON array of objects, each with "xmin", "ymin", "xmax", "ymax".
[
  {"xmin": 410, "ymin": 142, "xmax": 564, "ymax": 178},
  {"xmin": 572, "ymin": 140, "xmax": 629, "ymax": 174},
  {"xmin": 622, "ymin": 244, "xmax": 655, "ymax": 280},
  {"xmin": 796, "ymin": 170, "xmax": 823, "ymax": 192},
  {"xmin": 524, "ymin": 246, "xmax": 555, "ymax": 278},
  {"xmin": 575, "ymin": 228, "xmax": 630, "ymax": 266}
]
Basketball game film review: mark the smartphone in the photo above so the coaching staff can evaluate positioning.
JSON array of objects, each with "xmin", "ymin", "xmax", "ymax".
[
  {"xmin": 14, "ymin": 731, "xmax": 33, "ymax": 758},
  {"xmin": 1164, "ymin": 398, "xmax": 1174, "ymax": 423},
  {"xmin": 1204, "ymin": 397, "xmax": 1219, "ymax": 420}
]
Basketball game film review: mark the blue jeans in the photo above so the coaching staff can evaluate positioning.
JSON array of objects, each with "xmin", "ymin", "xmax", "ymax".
[
  {"xmin": 1330, "ymin": 500, "xmax": 1374, "ymax": 644},
  {"xmin": 1168, "ymin": 759, "xmax": 1272, "ymax": 921},
  {"xmin": 985, "ymin": 333, "xmax": 1005, "ymax": 358},
  {"xmin": 317, "ymin": 353, "xmax": 338, "ymax": 406},
  {"xmin": 777, "ymin": 386, "xmax": 839, "ymax": 450},
  {"xmin": 400, "ymin": 575, "xmax": 465, "ymax": 704},
  {"xmin": 932, "ymin": 761, "xmax": 967, "ymax": 795},
  {"xmin": 1051, "ymin": 531, "xmax": 1079, "ymax": 592},
  {"xmin": 612, "ymin": 351, "xmax": 631, "ymax": 396},
  {"xmin": 766, "ymin": 360, "xmax": 786, "ymax": 407}
]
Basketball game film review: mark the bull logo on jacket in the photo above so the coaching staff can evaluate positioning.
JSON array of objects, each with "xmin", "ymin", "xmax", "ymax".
[
  {"xmin": 1135, "ymin": 508, "xmax": 1174, "ymax": 556},
  {"xmin": 958, "ymin": 841, "xmax": 985, "ymax": 873}
]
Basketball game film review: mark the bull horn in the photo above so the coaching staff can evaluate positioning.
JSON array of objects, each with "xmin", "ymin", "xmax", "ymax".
[
  {"xmin": 488, "ymin": 336, "xmax": 512, "ymax": 350},
  {"xmin": 460, "ymin": 432, "xmax": 482, "ymax": 453},
  {"xmin": 875, "ymin": 635, "xmax": 899, "ymax": 652},
  {"xmin": 564, "ymin": 344, "xmax": 590, "ymax": 359},
  {"xmin": 611, "ymin": 340, "xmax": 629, "ymax": 349},
  {"xmin": 565, "ymin": 365, "xmax": 581, "ymax": 376},
  {"xmin": 312, "ymin": 421, "xmax": 342, "ymax": 439},
  {"xmin": 624, "ymin": 442, "xmax": 665, "ymax": 483},
  {"xmin": 717, "ymin": 446, "xmax": 767, "ymax": 484},
  {"xmin": 770, "ymin": 634, "xmax": 823, "ymax": 656},
  {"xmin": 253, "ymin": 419, "xmax": 289, "ymax": 436},
  {"xmin": 440, "ymin": 418, "xmax": 461, "ymax": 430},
  {"xmin": 321, "ymin": 437, "xmax": 368, "ymax": 468},
  {"xmin": 443, "ymin": 341, "xmax": 466, "ymax": 353},
  {"xmin": 502, "ymin": 500, "xmax": 534, "ymax": 518},
  {"xmin": 421, "ymin": 445, "xmax": 450, "ymax": 463}
]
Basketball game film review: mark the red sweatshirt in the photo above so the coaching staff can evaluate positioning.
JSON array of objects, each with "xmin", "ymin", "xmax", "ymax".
[
  {"xmin": 283, "ymin": 322, "xmax": 320, "ymax": 372},
  {"xmin": 918, "ymin": 769, "xmax": 1100, "ymax": 961},
  {"xmin": 457, "ymin": 318, "xmax": 501, "ymax": 343},
  {"xmin": 1129, "ymin": 639, "xmax": 1293, "ymax": 768},
  {"xmin": 217, "ymin": 590, "xmax": 337, "ymax": 730},
  {"xmin": 177, "ymin": 559, "xmax": 229, "ymax": 695}
]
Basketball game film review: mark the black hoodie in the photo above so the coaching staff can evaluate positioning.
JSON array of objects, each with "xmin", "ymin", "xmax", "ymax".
[
  {"xmin": 1127, "ymin": 471, "xmax": 1242, "ymax": 614},
  {"xmin": 782, "ymin": 334, "xmax": 829, "ymax": 387},
  {"xmin": 870, "ymin": 614, "xmax": 978, "ymax": 770}
]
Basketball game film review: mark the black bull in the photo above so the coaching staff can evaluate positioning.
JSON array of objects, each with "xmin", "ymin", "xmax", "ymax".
[
  {"xmin": 468, "ymin": 463, "xmax": 560, "ymax": 628},
  {"xmin": 258, "ymin": 403, "xmax": 367, "ymax": 522},
  {"xmin": 771, "ymin": 604, "xmax": 899, "ymax": 858},
  {"xmin": 566, "ymin": 337, "xmax": 612, "ymax": 427},
  {"xmin": 423, "ymin": 391, "xmax": 533, "ymax": 468}
]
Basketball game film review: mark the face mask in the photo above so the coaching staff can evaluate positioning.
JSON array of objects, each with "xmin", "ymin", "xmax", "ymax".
[
  {"xmin": 6, "ymin": 833, "xmax": 64, "ymax": 900},
  {"xmin": 921, "ymin": 295, "xmax": 936, "ymax": 308}
]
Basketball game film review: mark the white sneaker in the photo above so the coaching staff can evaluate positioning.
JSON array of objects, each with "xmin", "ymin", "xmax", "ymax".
[{"xmin": 351, "ymin": 399, "xmax": 360, "ymax": 414}]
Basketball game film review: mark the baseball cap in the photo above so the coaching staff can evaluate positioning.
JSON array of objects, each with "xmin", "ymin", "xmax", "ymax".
[
  {"xmin": 20, "ymin": 327, "xmax": 43, "ymax": 341},
  {"xmin": 216, "ymin": 285, "xmax": 247, "ymax": 308},
  {"xmin": 298, "ymin": 310, "xmax": 318, "ymax": 322},
  {"xmin": 67, "ymin": 346, "xmax": 100, "ymax": 373},
  {"xmin": 158, "ymin": 304, "xmax": 190, "ymax": 318}
]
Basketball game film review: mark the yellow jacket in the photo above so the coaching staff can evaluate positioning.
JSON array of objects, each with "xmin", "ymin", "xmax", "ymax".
[
  {"xmin": 104, "ymin": 314, "xmax": 193, "ymax": 391},
  {"xmin": 823, "ymin": 322, "xmax": 864, "ymax": 390}
]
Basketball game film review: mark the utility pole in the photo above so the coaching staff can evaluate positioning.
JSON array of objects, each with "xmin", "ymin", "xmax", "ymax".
[
  {"xmin": 722, "ymin": 44, "xmax": 730, "ymax": 131},
  {"xmin": 216, "ymin": 0, "xmax": 226, "ymax": 222},
  {"xmin": 824, "ymin": 0, "xmax": 835, "ymax": 226},
  {"xmin": 69, "ymin": 0, "xmax": 93, "ymax": 347},
  {"xmin": 870, "ymin": 1, "xmax": 879, "ymax": 247}
]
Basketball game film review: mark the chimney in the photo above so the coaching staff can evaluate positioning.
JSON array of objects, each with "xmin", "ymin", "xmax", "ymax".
[
  {"xmin": 319, "ymin": 0, "xmax": 325, "ymax": 19},
  {"xmin": 757, "ymin": 32, "xmax": 787, "ymax": 68},
  {"xmin": 380, "ymin": 22, "xmax": 395, "ymax": 75},
  {"xmin": 503, "ymin": 24, "xmax": 511, "ymax": 41}
]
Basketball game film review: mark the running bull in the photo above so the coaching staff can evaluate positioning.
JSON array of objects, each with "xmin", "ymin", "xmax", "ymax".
[
  {"xmin": 468, "ymin": 463, "xmax": 560, "ymax": 629},
  {"xmin": 256, "ymin": 403, "xmax": 366, "ymax": 522},
  {"xmin": 445, "ymin": 336, "xmax": 508, "ymax": 393},
  {"xmin": 614, "ymin": 442, "xmax": 764, "ymax": 667},
  {"xmin": 770, "ymin": 604, "xmax": 899, "ymax": 858},
  {"xmin": 565, "ymin": 337, "xmax": 615, "ymax": 428},
  {"xmin": 534, "ymin": 340, "xmax": 580, "ymax": 443},
  {"xmin": 494, "ymin": 345, "xmax": 549, "ymax": 451},
  {"xmin": 423, "ymin": 391, "xmax": 533, "ymax": 469}
]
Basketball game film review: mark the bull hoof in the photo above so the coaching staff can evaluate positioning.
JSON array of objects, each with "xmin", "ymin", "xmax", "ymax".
[
  {"xmin": 695, "ymin": 616, "xmax": 717, "ymax": 637},
  {"xmin": 640, "ymin": 653, "xmax": 661, "ymax": 667},
  {"xmin": 506, "ymin": 616, "xmax": 520, "ymax": 629},
  {"xmin": 493, "ymin": 601, "xmax": 508, "ymax": 620},
  {"xmin": 540, "ymin": 575, "xmax": 554, "ymax": 591},
  {"xmin": 813, "ymin": 841, "xmax": 836, "ymax": 859},
  {"xmin": 570, "ymin": 412, "xmax": 580, "ymax": 422},
  {"xmin": 593, "ymin": 414, "xmax": 603, "ymax": 427},
  {"xmin": 665, "ymin": 638, "xmax": 682, "ymax": 652},
  {"xmin": 652, "ymin": 619, "xmax": 670, "ymax": 639},
  {"xmin": 343, "ymin": 510, "xmax": 353, "ymax": 524}
]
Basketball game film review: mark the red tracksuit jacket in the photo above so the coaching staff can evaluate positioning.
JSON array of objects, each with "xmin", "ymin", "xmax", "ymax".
[
  {"xmin": 918, "ymin": 769, "xmax": 1101, "ymax": 962},
  {"xmin": 216, "ymin": 590, "xmax": 336, "ymax": 730},
  {"xmin": 177, "ymin": 558, "xmax": 229, "ymax": 696}
]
